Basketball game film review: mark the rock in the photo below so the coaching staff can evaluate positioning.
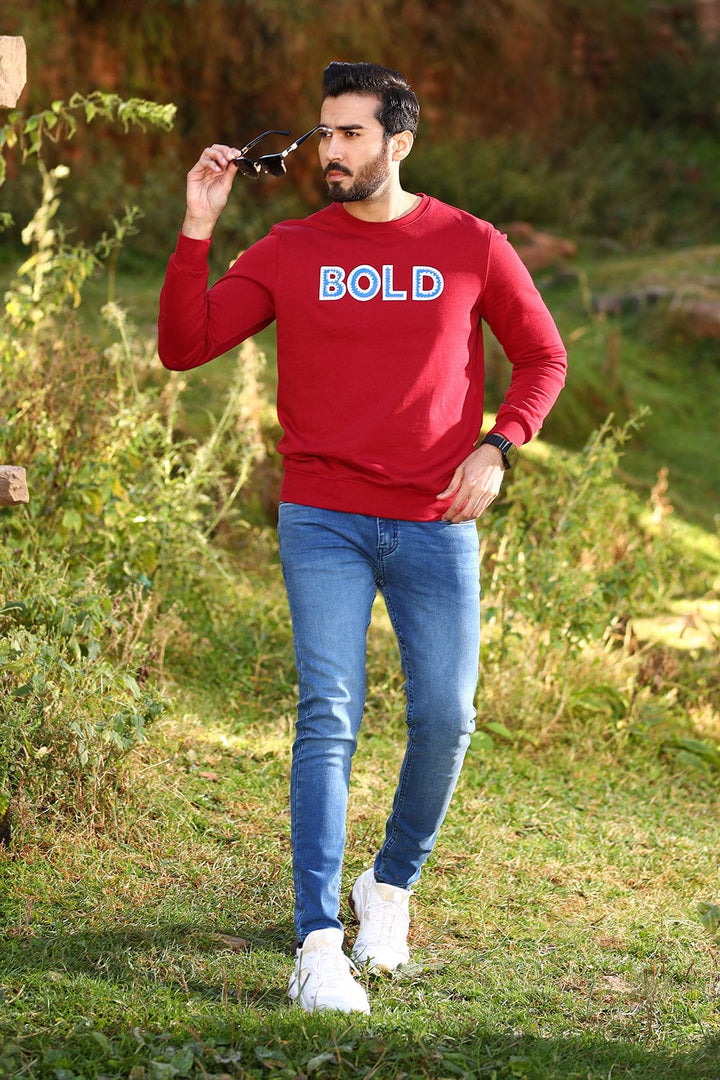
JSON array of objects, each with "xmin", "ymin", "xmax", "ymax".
[
  {"xmin": 671, "ymin": 297, "xmax": 720, "ymax": 338},
  {"xmin": 0, "ymin": 465, "xmax": 29, "ymax": 505},
  {"xmin": 592, "ymin": 286, "xmax": 672, "ymax": 316},
  {"xmin": 0, "ymin": 36, "xmax": 27, "ymax": 108},
  {"xmin": 502, "ymin": 221, "xmax": 577, "ymax": 272},
  {"xmin": 545, "ymin": 269, "xmax": 582, "ymax": 288},
  {"xmin": 590, "ymin": 287, "xmax": 720, "ymax": 337}
]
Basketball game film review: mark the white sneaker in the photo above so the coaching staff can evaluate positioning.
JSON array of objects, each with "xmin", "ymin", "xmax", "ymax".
[
  {"xmin": 349, "ymin": 868, "xmax": 411, "ymax": 971},
  {"xmin": 287, "ymin": 928, "xmax": 370, "ymax": 1014}
]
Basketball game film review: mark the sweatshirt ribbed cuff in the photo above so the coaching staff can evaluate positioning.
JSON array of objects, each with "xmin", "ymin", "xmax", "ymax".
[{"xmin": 173, "ymin": 230, "xmax": 213, "ymax": 270}]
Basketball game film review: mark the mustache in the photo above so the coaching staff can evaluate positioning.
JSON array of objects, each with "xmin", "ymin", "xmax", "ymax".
[{"xmin": 324, "ymin": 163, "xmax": 352, "ymax": 178}]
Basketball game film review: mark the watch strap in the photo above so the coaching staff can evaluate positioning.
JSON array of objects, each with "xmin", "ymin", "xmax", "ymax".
[{"xmin": 480, "ymin": 433, "xmax": 518, "ymax": 469}]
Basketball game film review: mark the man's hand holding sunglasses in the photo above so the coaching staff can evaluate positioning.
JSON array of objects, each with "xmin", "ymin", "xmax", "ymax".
[
  {"xmin": 182, "ymin": 132, "xmax": 288, "ymax": 240},
  {"xmin": 182, "ymin": 143, "xmax": 243, "ymax": 240},
  {"xmin": 182, "ymin": 128, "xmax": 327, "ymax": 241}
]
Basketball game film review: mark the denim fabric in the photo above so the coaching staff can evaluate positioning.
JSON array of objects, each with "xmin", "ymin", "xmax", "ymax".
[{"xmin": 277, "ymin": 502, "xmax": 480, "ymax": 941}]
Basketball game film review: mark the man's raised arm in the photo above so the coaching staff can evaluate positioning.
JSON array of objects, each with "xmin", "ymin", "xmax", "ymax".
[{"xmin": 158, "ymin": 144, "xmax": 274, "ymax": 371}]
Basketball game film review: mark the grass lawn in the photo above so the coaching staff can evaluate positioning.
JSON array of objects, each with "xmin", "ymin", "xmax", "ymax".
[
  {"xmin": 2, "ymin": 548, "xmax": 719, "ymax": 1079},
  {"xmin": 2, "ymin": 720, "xmax": 719, "ymax": 1077}
]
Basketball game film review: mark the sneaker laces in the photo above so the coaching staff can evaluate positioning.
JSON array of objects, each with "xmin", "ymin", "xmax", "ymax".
[
  {"xmin": 361, "ymin": 890, "xmax": 409, "ymax": 940},
  {"xmin": 301, "ymin": 944, "xmax": 360, "ymax": 991}
]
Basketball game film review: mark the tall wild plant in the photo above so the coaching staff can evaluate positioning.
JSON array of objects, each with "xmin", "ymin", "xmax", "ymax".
[{"xmin": 0, "ymin": 95, "xmax": 266, "ymax": 829}]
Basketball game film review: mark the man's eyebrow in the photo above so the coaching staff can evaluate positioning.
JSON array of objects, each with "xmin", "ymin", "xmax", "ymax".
[{"xmin": 323, "ymin": 123, "xmax": 368, "ymax": 132}]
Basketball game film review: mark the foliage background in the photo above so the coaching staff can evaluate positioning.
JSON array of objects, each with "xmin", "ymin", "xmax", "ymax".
[
  {"xmin": 0, "ymin": 0, "xmax": 718, "ymax": 889},
  {"xmin": 2, "ymin": 0, "xmax": 720, "ymax": 264}
]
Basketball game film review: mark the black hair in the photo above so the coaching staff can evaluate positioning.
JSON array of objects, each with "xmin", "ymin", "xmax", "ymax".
[{"xmin": 321, "ymin": 61, "xmax": 419, "ymax": 138}]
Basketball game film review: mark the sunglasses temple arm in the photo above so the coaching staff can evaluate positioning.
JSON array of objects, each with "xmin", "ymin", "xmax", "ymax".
[
  {"xmin": 238, "ymin": 128, "xmax": 291, "ymax": 155},
  {"xmin": 282, "ymin": 125, "xmax": 327, "ymax": 157}
]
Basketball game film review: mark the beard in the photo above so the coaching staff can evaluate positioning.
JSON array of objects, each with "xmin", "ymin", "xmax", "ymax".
[{"xmin": 324, "ymin": 145, "xmax": 391, "ymax": 203}]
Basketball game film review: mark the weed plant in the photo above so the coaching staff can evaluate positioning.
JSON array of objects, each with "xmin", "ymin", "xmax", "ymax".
[
  {"xmin": 476, "ymin": 415, "xmax": 663, "ymax": 739},
  {"xmin": 0, "ymin": 100, "xmax": 268, "ymax": 830}
]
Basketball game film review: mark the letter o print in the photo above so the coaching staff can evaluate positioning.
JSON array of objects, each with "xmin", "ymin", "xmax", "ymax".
[{"xmin": 347, "ymin": 265, "xmax": 381, "ymax": 301}]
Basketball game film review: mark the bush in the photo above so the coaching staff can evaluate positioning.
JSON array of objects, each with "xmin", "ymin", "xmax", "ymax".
[
  {"xmin": 403, "ymin": 126, "xmax": 720, "ymax": 248},
  {"xmin": 0, "ymin": 291, "xmax": 266, "ymax": 830},
  {"xmin": 476, "ymin": 414, "xmax": 678, "ymax": 741},
  {"xmin": 0, "ymin": 95, "xmax": 269, "ymax": 831},
  {"xmin": 0, "ymin": 565, "xmax": 166, "ymax": 823}
]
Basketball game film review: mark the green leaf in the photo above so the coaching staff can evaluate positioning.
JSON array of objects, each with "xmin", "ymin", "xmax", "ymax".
[
  {"xmin": 122, "ymin": 673, "xmax": 142, "ymax": 698},
  {"xmin": 698, "ymin": 903, "xmax": 720, "ymax": 933},
  {"xmin": 486, "ymin": 721, "xmax": 516, "ymax": 742},
  {"xmin": 169, "ymin": 1047, "xmax": 195, "ymax": 1076},
  {"xmin": 472, "ymin": 730, "xmax": 495, "ymax": 752},
  {"xmin": 149, "ymin": 1063, "xmax": 177, "ymax": 1080},
  {"xmin": 255, "ymin": 1046, "xmax": 288, "ymax": 1069},
  {"xmin": 306, "ymin": 1051, "xmax": 337, "ymax": 1072},
  {"xmin": 673, "ymin": 749, "xmax": 713, "ymax": 775},
  {"xmin": 665, "ymin": 737, "xmax": 720, "ymax": 775},
  {"xmin": 674, "ymin": 737, "xmax": 720, "ymax": 768},
  {"xmin": 0, "ymin": 601, "xmax": 27, "ymax": 615},
  {"xmin": 61, "ymin": 509, "xmax": 84, "ymax": 533}
]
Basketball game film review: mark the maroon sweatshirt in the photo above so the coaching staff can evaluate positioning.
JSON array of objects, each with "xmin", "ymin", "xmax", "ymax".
[{"xmin": 159, "ymin": 195, "xmax": 567, "ymax": 520}]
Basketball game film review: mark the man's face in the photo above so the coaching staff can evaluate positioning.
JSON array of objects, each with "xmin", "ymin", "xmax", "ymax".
[{"xmin": 318, "ymin": 92, "xmax": 393, "ymax": 203}]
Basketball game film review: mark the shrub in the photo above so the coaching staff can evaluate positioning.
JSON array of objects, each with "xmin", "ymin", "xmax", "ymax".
[
  {"xmin": 477, "ymin": 414, "xmax": 677, "ymax": 740},
  {"xmin": 403, "ymin": 126, "xmax": 720, "ymax": 248},
  {"xmin": 0, "ymin": 565, "xmax": 166, "ymax": 823},
  {"xmin": 0, "ymin": 93, "xmax": 268, "ymax": 832},
  {"xmin": 0, "ymin": 276, "xmax": 266, "ymax": 829}
]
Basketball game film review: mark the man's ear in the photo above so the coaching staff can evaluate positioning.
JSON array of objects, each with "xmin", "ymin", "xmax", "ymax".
[{"xmin": 390, "ymin": 130, "xmax": 414, "ymax": 162}]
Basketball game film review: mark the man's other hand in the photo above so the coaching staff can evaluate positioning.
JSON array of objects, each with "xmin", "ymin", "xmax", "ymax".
[{"xmin": 437, "ymin": 444, "xmax": 505, "ymax": 523}]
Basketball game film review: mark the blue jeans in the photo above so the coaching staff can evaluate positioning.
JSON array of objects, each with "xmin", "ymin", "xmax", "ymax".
[{"xmin": 277, "ymin": 503, "xmax": 480, "ymax": 942}]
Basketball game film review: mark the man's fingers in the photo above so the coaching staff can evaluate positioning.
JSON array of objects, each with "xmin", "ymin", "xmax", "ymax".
[
  {"xmin": 436, "ymin": 469, "xmax": 461, "ymax": 501},
  {"xmin": 438, "ymin": 449, "xmax": 505, "ymax": 521},
  {"xmin": 193, "ymin": 144, "xmax": 239, "ymax": 175},
  {"xmin": 442, "ymin": 486, "xmax": 476, "ymax": 522},
  {"xmin": 441, "ymin": 483, "xmax": 499, "ymax": 522}
]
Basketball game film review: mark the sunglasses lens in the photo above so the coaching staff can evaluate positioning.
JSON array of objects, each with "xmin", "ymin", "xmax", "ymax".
[
  {"xmin": 234, "ymin": 157, "xmax": 260, "ymax": 177},
  {"xmin": 259, "ymin": 156, "xmax": 287, "ymax": 177}
]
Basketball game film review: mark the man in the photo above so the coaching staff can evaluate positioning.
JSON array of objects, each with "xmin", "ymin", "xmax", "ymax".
[{"xmin": 159, "ymin": 61, "xmax": 567, "ymax": 1015}]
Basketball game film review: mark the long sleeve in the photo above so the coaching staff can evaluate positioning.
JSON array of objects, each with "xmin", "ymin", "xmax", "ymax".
[
  {"xmin": 158, "ymin": 232, "xmax": 277, "ymax": 371},
  {"xmin": 156, "ymin": 198, "xmax": 567, "ymax": 520},
  {"xmin": 480, "ymin": 229, "xmax": 567, "ymax": 446}
]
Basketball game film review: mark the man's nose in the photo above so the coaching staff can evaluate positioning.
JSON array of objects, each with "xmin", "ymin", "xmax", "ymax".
[{"xmin": 322, "ymin": 132, "xmax": 345, "ymax": 159}]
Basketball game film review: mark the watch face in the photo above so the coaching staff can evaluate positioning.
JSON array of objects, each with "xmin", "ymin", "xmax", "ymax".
[{"xmin": 504, "ymin": 442, "xmax": 519, "ymax": 468}]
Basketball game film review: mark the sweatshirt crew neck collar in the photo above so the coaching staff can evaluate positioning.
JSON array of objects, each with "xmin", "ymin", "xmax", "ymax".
[{"xmin": 330, "ymin": 194, "xmax": 430, "ymax": 232}]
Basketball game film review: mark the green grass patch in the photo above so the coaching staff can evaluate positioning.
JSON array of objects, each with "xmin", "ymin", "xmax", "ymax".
[{"xmin": 2, "ymin": 716, "xmax": 720, "ymax": 1078}]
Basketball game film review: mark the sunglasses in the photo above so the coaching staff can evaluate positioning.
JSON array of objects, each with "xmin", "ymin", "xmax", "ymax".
[{"xmin": 234, "ymin": 125, "xmax": 329, "ymax": 178}]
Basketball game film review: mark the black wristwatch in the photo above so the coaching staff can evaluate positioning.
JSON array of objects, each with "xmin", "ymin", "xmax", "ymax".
[{"xmin": 480, "ymin": 433, "xmax": 519, "ymax": 469}]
